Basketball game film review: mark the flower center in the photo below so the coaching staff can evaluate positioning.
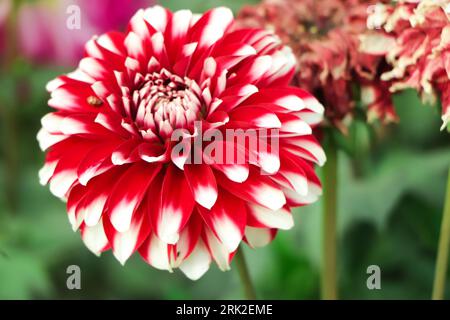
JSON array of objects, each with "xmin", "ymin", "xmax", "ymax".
[{"xmin": 133, "ymin": 69, "xmax": 203, "ymax": 139}]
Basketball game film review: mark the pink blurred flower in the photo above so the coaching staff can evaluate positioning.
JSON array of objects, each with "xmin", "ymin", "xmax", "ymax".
[
  {"xmin": 237, "ymin": 0, "xmax": 396, "ymax": 132},
  {"xmin": 77, "ymin": 0, "xmax": 150, "ymax": 32},
  {"xmin": 363, "ymin": 0, "xmax": 450, "ymax": 130},
  {"xmin": 18, "ymin": 0, "xmax": 152, "ymax": 66},
  {"xmin": 0, "ymin": 0, "xmax": 11, "ymax": 56}
]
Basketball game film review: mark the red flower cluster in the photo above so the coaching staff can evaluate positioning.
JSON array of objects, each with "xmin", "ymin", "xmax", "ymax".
[
  {"xmin": 363, "ymin": 0, "xmax": 450, "ymax": 130},
  {"xmin": 38, "ymin": 6, "xmax": 325, "ymax": 279},
  {"xmin": 237, "ymin": 0, "xmax": 396, "ymax": 132}
]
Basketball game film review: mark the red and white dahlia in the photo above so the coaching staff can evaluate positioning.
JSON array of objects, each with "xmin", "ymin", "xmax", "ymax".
[
  {"xmin": 363, "ymin": 0, "xmax": 450, "ymax": 130},
  {"xmin": 38, "ymin": 6, "xmax": 325, "ymax": 279}
]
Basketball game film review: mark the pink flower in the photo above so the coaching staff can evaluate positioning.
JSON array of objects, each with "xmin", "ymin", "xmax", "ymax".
[
  {"xmin": 0, "ymin": 0, "xmax": 10, "ymax": 56},
  {"xmin": 38, "ymin": 6, "xmax": 326, "ymax": 279},
  {"xmin": 237, "ymin": 0, "xmax": 396, "ymax": 132},
  {"xmin": 18, "ymin": 0, "xmax": 151, "ymax": 66},
  {"xmin": 77, "ymin": 0, "xmax": 150, "ymax": 32},
  {"xmin": 363, "ymin": 0, "xmax": 450, "ymax": 130}
]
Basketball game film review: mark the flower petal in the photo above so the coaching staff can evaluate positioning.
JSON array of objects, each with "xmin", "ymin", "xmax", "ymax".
[
  {"xmin": 107, "ymin": 162, "xmax": 161, "ymax": 232},
  {"xmin": 154, "ymin": 165, "xmax": 195, "ymax": 244},
  {"xmin": 184, "ymin": 164, "xmax": 218, "ymax": 209}
]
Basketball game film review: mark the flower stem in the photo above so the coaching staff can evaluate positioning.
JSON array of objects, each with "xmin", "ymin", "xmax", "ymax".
[
  {"xmin": 432, "ymin": 168, "xmax": 450, "ymax": 300},
  {"xmin": 234, "ymin": 246, "xmax": 257, "ymax": 299},
  {"xmin": 321, "ymin": 136, "xmax": 338, "ymax": 300}
]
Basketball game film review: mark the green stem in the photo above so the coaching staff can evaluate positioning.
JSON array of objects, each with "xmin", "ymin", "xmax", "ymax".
[
  {"xmin": 432, "ymin": 168, "xmax": 450, "ymax": 300},
  {"xmin": 321, "ymin": 136, "xmax": 338, "ymax": 300},
  {"xmin": 234, "ymin": 246, "xmax": 257, "ymax": 299}
]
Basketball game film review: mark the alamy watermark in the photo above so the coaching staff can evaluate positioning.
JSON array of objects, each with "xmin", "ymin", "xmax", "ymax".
[
  {"xmin": 366, "ymin": 265, "xmax": 381, "ymax": 290},
  {"xmin": 66, "ymin": 265, "xmax": 81, "ymax": 290},
  {"xmin": 169, "ymin": 121, "xmax": 280, "ymax": 175},
  {"xmin": 66, "ymin": 5, "xmax": 81, "ymax": 30}
]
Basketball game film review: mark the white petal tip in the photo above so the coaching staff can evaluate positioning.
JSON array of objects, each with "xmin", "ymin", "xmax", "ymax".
[
  {"xmin": 440, "ymin": 115, "xmax": 449, "ymax": 131},
  {"xmin": 197, "ymin": 190, "xmax": 218, "ymax": 210},
  {"xmin": 179, "ymin": 248, "xmax": 211, "ymax": 281},
  {"xmin": 116, "ymin": 256, "xmax": 129, "ymax": 266},
  {"xmin": 158, "ymin": 232, "xmax": 180, "ymax": 245}
]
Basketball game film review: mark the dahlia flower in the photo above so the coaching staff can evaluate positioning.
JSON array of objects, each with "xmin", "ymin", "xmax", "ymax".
[
  {"xmin": 38, "ymin": 6, "xmax": 325, "ymax": 279},
  {"xmin": 237, "ymin": 0, "xmax": 396, "ymax": 131},
  {"xmin": 18, "ymin": 0, "xmax": 151, "ymax": 66},
  {"xmin": 363, "ymin": 0, "xmax": 450, "ymax": 130}
]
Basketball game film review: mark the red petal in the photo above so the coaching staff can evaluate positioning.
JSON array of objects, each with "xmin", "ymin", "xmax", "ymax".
[
  {"xmin": 103, "ymin": 204, "xmax": 151, "ymax": 265},
  {"xmin": 218, "ymin": 170, "xmax": 286, "ymax": 211},
  {"xmin": 184, "ymin": 164, "xmax": 218, "ymax": 209},
  {"xmin": 139, "ymin": 232, "xmax": 172, "ymax": 271},
  {"xmin": 198, "ymin": 190, "xmax": 246, "ymax": 252},
  {"xmin": 154, "ymin": 165, "xmax": 195, "ymax": 244},
  {"xmin": 107, "ymin": 162, "xmax": 161, "ymax": 232}
]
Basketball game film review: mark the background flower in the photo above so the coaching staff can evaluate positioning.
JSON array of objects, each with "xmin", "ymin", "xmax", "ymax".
[
  {"xmin": 17, "ymin": 0, "xmax": 152, "ymax": 66},
  {"xmin": 237, "ymin": 0, "xmax": 396, "ymax": 132},
  {"xmin": 39, "ymin": 6, "xmax": 325, "ymax": 279},
  {"xmin": 363, "ymin": 0, "xmax": 450, "ymax": 130},
  {"xmin": 0, "ymin": 0, "xmax": 10, "ymax": 56}
]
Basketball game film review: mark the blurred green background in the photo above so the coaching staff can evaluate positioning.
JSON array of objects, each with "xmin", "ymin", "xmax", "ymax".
[{"xmin": 0, "ymin": 0, "xmax": 449, "ymax": 299}]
